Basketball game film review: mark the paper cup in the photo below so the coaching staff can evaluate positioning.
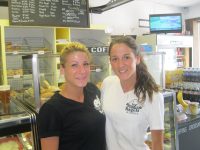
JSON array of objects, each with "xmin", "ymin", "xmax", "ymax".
[{"xmin": 189, "ymin": 102, "xmax": 199, "ymax": 115}]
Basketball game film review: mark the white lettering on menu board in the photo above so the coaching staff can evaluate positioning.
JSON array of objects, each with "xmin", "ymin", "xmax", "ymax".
[
  {"xmin": 38, "ymin": 0, "xmax": 59, "ymax": 18},
  {"xmin": 10, "ymin": 0, "xmax": 89, "ymax": 27},
  {"xmin": 62, "ymin": 0, "xmax": 81, "ymax": 23},
  {"xmin": 11, "ymin": 0, "xmax": 35, "ymax": 23}
]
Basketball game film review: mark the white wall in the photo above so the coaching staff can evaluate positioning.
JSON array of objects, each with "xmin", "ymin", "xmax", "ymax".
[
  {"xmin": 184, "ymin": 4, "xmax": 200, "ymax": 19},
  {"xmin": 0, "ymin": 7, "xmax": 8, "ymax": 19},
  {"xmin": 90, "ymin": 0, "xmax": 182, "ymax": 35}
]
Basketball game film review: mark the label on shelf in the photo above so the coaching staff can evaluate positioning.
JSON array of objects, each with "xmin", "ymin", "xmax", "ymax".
[
  {"xmin": 13, "ymin": 75, "xmax": 21, "ymax": 78},
  {"xmin": 13, "ymin": 51, "xmax": 18, "ymax": 55},
  {"xmin": 38, "ymin": 51, "xmax": 45, "ymax": 55},
  {"xmin": 56, "ymin": 39, "xmax": 68, "ymax": 44}
]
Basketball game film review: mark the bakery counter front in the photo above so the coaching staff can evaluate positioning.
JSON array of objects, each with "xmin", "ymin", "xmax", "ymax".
[
  {"xmin": 0, "ymin": 100, "xmax": 31, "ymax": 136},
  {"xmin": 0, "ymin": 100, "xmax": 38, "ymax": 150},
  {"xmin": 178, "ymin": 113, "xmax": 200, "ymax": 150}
]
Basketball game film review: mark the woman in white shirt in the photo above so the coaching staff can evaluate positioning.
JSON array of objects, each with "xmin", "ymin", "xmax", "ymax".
[{"xmin": 101, "ymin": 36, "xmax": 164, "ymax": 150}]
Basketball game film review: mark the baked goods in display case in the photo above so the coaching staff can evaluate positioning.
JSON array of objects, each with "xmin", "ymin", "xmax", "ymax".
[
  {"xmin": 40, "ymin": 80, "xmax": 60, "ymax": 104},
  {"xmin": 0, "ymin": 136, "xmax": 23, "ymax": 150},
  {"xmin": 0, "ymin": 132, "xmax": 33, "ymax": 150},
  {"xmin": 7, "ymin": 69, "xmax": 23, "ymax": 76},
  {"xmin": 5, "ymin": 37, "xmax": 51, "ymax": 53},
  {"xmin": 6, "ymin": 42, "xmax": 22, "ymax": 52},
  {"xmin": 12, "ymin": 79, "xmax": 60, "ymax": 106},
  {"xmin": 20, "ymin": 132, "xmax": 32, "ymax": 150}
]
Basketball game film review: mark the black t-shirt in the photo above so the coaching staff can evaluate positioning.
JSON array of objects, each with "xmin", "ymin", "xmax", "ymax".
[{"xmin": 38, "ymin": 83, "xmax": 106, "ymax": 150}]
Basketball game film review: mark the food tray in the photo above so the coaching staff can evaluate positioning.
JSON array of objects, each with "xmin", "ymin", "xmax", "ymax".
[
  {"xmin": 24, "ymin": 37, "xmax": 51, "ymax": 51},
  {"xmin": 5, "ymin": 37, "xmax": 29, "ymax": 52}
]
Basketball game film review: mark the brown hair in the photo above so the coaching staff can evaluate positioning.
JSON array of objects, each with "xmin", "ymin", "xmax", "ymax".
[
  {"xmin": 60, "ymin": 42, "xmax": 91, "ymax": 67},
  {"xmin": 109, "ymin": 36, "xmax": 159, "ymax": 102}
]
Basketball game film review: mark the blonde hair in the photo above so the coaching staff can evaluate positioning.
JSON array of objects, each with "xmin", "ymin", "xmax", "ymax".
[{"xmin": 60, "ymin": 42, "xmax": 91, "ymax": 67}]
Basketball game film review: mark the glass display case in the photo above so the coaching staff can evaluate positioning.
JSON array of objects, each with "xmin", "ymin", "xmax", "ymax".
[
  {"xmin": 0, "ymin": 53, "xmax": 59, "ymax": 150},
  {"xmin": 145, "ymin": 90, "xmax": 178, "ymax": 150},
  {"xmin": 11, "ymin": 54, "xmax": 60, "ymax": 112},
  {"xmin": 0, "ymin": 100, "xmax": 39, "ymax": 150},
  {"xmin": 143, "ymin": 52, "xmax": 165, "ymax": 89},
  {"xmin": 163, "ymin": 90, "xmax": 178, "ymax": 150},
  {"xmin": 4, "ymin": 27, "xmax": 54, "ymax": 91}
]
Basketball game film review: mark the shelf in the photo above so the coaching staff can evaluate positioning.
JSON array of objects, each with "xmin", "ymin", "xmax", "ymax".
[
  {"xmin": 6, "ymin": 50, "xmax": 52, "ymax": 55},
  {"xmin": 0, "ymin": 114, "xmax": 30, "ymax": 126}
]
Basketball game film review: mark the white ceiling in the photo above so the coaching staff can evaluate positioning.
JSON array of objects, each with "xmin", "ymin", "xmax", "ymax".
[
  {"xmin": 88, "ymin": 0, "xmax": 200, "ymax": 8},
  {"xmin": 143, "ymin": 0, "xmax": 200, "ymax": 7}
]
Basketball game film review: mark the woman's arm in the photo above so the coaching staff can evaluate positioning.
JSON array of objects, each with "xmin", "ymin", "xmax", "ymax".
[
  {"xmin": 151, "ymin": 130, "xmax": 163, "ymax": 150},
  {"xmin": 41, "ymin": 136, "xmax": 59, "ymax": 150}
]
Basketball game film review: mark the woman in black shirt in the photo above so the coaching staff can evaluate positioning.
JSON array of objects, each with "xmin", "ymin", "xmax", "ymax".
[{"xmin": 38, "ymin": 42, "xmax": 106, "ymax": 150}]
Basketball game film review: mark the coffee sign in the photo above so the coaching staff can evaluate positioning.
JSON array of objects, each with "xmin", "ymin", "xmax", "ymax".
[{"xmin": 88, "ymin": 47, "xmax": 108, "ymax": 53}]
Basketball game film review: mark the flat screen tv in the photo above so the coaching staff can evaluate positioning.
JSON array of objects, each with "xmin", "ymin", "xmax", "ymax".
[{"xmin": 149, "ymin": 13, "xmax": 182, "ymax": 34}]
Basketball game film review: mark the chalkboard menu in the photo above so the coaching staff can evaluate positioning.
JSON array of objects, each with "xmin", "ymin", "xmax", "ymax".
[{"xmin": 8, "ymin": 0, "xmax": 90, "ymax": 28}]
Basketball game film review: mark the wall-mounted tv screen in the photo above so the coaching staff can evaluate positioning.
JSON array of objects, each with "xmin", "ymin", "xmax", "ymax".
[{"xmin": 149, "ymin": 13, "xmax": 182, "ymax": 34}]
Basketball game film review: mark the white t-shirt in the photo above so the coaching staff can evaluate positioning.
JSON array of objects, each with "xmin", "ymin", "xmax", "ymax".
[{"xmin": 101, "ymin": 76, "xmax": 164, "ymax": 150}]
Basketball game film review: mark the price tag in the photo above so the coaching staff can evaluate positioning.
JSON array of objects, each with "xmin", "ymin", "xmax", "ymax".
[
  {"xmin": 38, "ymin": 51, "xmax": 45, "ymax": 54},
  {"xmin": 13, "ymin": 51, "xmax": 18, "ymax": 55},
  {"xmin": 13, "ymin": 75, "xmax": 21, "ymax": 78}
]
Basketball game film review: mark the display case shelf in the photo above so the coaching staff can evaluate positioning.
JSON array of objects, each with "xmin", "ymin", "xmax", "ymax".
[{"xmin": 6, "ymin": 50, "xmax": 52, "ymax": 55}]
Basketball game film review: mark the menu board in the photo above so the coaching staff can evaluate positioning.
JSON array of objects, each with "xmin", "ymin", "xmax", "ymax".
[{"xmin": 8, "ymin": 0, "xmax": 90, "ymax": 27}]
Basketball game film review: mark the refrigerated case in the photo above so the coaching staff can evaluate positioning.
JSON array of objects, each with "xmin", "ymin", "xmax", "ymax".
[
  {"xmin": 0, "ymin": 51, "xmax": 59, "ymax": 148},
  {"xmin": 143, "ymin": 52, "xmax": 165, "ymax": 89},
  {"xmin": 145, "ymin": 90, "xmax": 178, "ymax": 150},
  {"xmin": 12, "ymin": 54, "xmax": 60, "ymax": 111},
  {"xmin": 0, "ymin": 53, "xmax": 59, "ymax": 150},
  {"xmin": 136, "ymin": 34, "xmax": 193, "ymax": 70},
  {"xmin": 163, "ymin": 90, "xmax": 178, "ymax": 150},
  {"xmin": 0, "ymin": 100, "xmax": 39, "ymax": 150}
]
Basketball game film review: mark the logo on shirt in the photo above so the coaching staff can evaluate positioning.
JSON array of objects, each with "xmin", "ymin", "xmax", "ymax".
[
  {"xmin": 125, "ymin": 99, "xmax": 142, "ymax": 114},
  {"xmin": 93, "ymin": 95, "xmax": 104, "ymax": 114}
]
